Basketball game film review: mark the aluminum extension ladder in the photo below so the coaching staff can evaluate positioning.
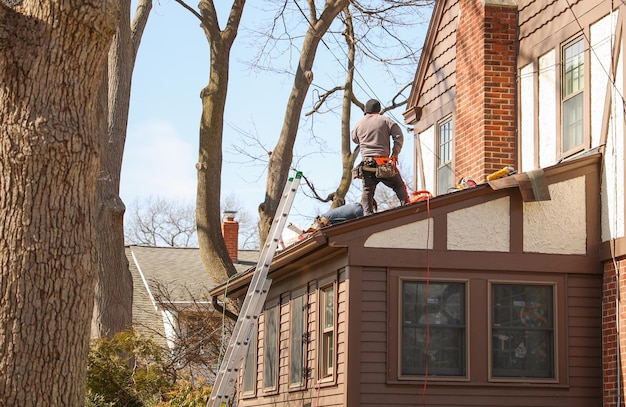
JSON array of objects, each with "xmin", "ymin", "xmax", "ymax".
[{"xmin": 207, "ymin": 171, "xmax": 302, "ymax": 407}]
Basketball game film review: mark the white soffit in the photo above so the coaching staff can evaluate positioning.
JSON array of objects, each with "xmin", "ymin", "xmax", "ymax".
[
  {"xmin": 524, "ymin": 176, "xmax": 586, "ymax": 254},
  {"xmin": 447, "ymin": 197, "xmax": 510, "ymax": 252}
]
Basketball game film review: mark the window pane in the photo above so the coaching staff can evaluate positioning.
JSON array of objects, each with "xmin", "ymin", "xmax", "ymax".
[
  {"xmin": 492, "ymin": 284, "xmax": 554, "ymax": 378},
  {"xmin": 563, "ymin": 39, "xmax": 584, "ymax": 97},
  {"xmin": 290, "ymin": 295, "xmax": 305, "ymax": 385},
  {"xmin": 324, "ymin": 287, "xmax": 334, "ymax": 329},
  {"xmin": 563, "ymin": 92, "xmax": 583, "ymax": 151},
  {"xmin": 437, "ymin": 163, "xmax": 453, "ymax": 194},
  {"xmin": 401, "ymin": 281, "xmax": 466, "ymax": 376},
  {"xmin": 562, "ymin": 38, "xmax": 584, "ymax": 152},
  {"xmin": 264, "ymin": 306, "xmax": 278, "ymax": 388},
  {"xmin": 437, "ymin": 119, "xmax": 454, "ymax": 194},
  {"xmin": 243, "ymin": 329, "xmax": 256, "ymax": 393},
  {"xmin": 320, "ymin": 285, "xmax": 335, "ymax": 378},
  {"xmin": 439, "ymin": 120, "xmax": 453, "ymax": 164}
]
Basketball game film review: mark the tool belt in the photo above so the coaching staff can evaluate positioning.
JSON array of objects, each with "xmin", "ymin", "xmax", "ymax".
[{"xmin": 353, "ymin": 157, "xmax": 398, "ymax": 179}]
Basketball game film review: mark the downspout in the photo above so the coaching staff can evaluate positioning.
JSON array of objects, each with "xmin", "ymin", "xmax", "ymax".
[{"xmin": 213, "ymin": 294, "xmax": 238, "ymax": 322}]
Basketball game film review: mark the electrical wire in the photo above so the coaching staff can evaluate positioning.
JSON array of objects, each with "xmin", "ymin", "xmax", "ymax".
[{"xmin": 563, "ymin": 0, "xmax": 626, "ymax": 114}]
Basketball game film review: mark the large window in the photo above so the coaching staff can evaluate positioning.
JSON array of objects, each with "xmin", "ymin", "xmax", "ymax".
[
  {"xmin": 491, "ymin": 284, "xmax": 554, "ymax": 379},
  {"xmin": 289, "ymin": 294, "xmax": 306, "ymax": 387},
  {"xmin": 263, "ymin": 305, "xmax": 279, "ymax": 390},
  {"xmin": 401, "ymin": 281, "xmax": 466, "ymax": 377},
  {"xmin": 319, "ymin": 284, "xmax": 335, "ymax": 379},
  {"xmin": 437, "ymin": 118, "xmax": 454, "ymax": 194},
  {"xmin": 562, "ymin": 37, "xmax": 584, "ymax": 153}
]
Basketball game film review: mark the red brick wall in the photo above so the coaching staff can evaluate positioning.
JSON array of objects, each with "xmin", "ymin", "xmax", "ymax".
[
  {"xmin": 455, "ymin": 0, "xmax": 517, "ymax": 183},
  {"xmin": 222, "ymin": 219, "xmax": 239, "ymax": 262},
  {"xmin": 603, "ymin": 258, "xmax": 626, "ymax": 407}
]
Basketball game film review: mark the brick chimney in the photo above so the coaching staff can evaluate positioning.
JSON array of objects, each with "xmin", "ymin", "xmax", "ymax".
[
  {"xmin": 455, "ymin": 0, "xmax": 517, "ymax": 182},
  {"xmin": 221, "ymin": 210, "xmax": 239, "ymax": 262}
]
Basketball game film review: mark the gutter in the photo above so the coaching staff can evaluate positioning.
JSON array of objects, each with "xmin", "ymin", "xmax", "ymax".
[
  {"xmin": 212, "ymin": 295, "xmax": 238, "ymax": 322},
  {"xmin": 209, "ymin": 233, "xmax": 329, "ymax": 299}
]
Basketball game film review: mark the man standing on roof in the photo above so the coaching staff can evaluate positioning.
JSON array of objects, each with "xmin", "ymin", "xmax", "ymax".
[{"xmin": 351, "ymin": 98, "xmax": 409, "ymax": 215}]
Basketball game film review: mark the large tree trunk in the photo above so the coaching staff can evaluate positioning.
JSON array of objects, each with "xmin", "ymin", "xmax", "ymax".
[
  {"xmin": 0, "ymin": 1, "xmax": 119, "ymax": 405},
  {"xmin": 258, "ymin": 0, "xmax": 349, "ymax": 243},
  {"xmin": 195, "ymin": 0, "xmax": 245, "ymax": 283},
  {"xmin": 92, "ymin": 0, "xmax": 151, "ymax": 339}
]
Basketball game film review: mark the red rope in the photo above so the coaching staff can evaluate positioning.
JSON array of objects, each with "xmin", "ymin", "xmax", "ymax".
[{"xmin": 422, "ymin": 195, "xmax": 432, "ymax": 407}]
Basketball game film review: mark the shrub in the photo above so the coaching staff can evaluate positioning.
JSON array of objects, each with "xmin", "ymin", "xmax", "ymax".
[
  {"xmin": 157, "ymin": 378, "xmax": 212, "ymax": 407},
  {"xmin": 86, "ymin": 330, "xmax": 173, "ymax": 407}
]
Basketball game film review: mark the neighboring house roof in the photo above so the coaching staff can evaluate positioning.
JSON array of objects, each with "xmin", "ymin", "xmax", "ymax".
[{"xmin": 127, "ymin": 245, "xmax": 259, "ymax": 344}]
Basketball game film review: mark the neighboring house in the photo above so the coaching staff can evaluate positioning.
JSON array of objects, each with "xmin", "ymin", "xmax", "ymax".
[
  {"xmin": 128, "ymin": 214, "xmax": 258, "ymax": 352},
  {"xmin": 209, "ymin": 1, "xmax": 625, "ymax": 406}
]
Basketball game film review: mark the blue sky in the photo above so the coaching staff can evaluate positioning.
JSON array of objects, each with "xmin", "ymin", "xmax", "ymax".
[{"xmin": 122, "ymin": 1, "xmax": 432, "ymax": 233}]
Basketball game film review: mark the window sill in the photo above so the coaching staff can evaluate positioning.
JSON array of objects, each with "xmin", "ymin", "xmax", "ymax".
[{"xmin": 387, "ymin": 379, "xmax": 566, "ymax": 388}]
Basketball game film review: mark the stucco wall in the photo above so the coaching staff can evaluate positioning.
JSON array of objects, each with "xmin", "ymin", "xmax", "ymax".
[
  {"xmin": 524, "ymin": 176, "xmax": 586, "ymax": 254},
  {"xmin": 365, "ymin": 218, "xmax": 434, "ymax": 249},
  {"xmin": 447, "ymin": 197, "xmax": 510, "ymax": 252}
]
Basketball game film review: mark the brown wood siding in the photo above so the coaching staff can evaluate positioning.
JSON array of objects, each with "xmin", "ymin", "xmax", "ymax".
[
  {"xmin": 518, "ymin": 0, "xmax": 614, "ymax": 66},
  {"xmin": 358, "ymin": 267, "xmax": 388, "ymax": 406},
  {"xmin": 566, "ymin": 275, "xmax": 603, "ymax": 397},
  {"xmin": 237, "ymin": 255, "xmax": 348, "ymax": 407},
  {"xmin": 353, "ymin": 268, "xmax": 602, "ymax": 407},
  {"xmin": 415, "ymin": 0, "xmax": 460, "ymax": 133}
]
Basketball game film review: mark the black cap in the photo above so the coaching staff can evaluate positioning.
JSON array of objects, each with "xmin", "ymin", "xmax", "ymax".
[{"xmin": 365, "ymin": 99, "xmax": 381, "ymax": 114}]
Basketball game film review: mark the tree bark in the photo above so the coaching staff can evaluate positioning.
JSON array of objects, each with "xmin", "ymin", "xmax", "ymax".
[
  {"xmin": 334, "ymin": 8, "xmax": 359, "ymax": 209},
  {"xmin": 92, "ymin": 0, "xmax": 152, "ymax": 339},
  {"xmin": 258, "ymin": 0, "xmax": 350, "ymax": 243},
  {"xmin": 0, "ymin": 1, "xmax": 119, "ymax": 405},
  {"xmin": 194, "ymin": 0, "xmax": 245, "ymax": 282}
]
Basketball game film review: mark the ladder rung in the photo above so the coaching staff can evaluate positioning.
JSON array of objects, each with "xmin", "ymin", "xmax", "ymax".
[{"xmin": 207, "ymin": 174, "xmax": 301, "ymax": 407}]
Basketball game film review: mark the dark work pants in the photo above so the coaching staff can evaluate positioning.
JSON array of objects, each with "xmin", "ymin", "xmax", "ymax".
[{"xmin": 361, "ymin": 167, "xmax": 408, "ymax": 216}]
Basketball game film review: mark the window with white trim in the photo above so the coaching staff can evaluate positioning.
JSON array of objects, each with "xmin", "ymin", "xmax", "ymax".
[
  {"xmin": 319, "ymin": 284, "xmax": 335, "ymax": 379},
  {"xmin": 437, "ymin": 117, "xmax": 454, "ymax": 194},
  {"xmin": 561, "ymin": 37, "xmax": 584, "ymax": 154}
]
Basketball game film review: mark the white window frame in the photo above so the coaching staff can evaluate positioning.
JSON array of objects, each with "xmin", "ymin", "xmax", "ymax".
[
  {"xmin": 318, "ymin": 283, "xmax": 336, "ymax": 381},
  {"xmin": 561, "ymin": 36, "xmax": 585, "ymax": 155},
  {"xmin": 437, "ymin": 116, "xmax": 454, "ymax": 195}
]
